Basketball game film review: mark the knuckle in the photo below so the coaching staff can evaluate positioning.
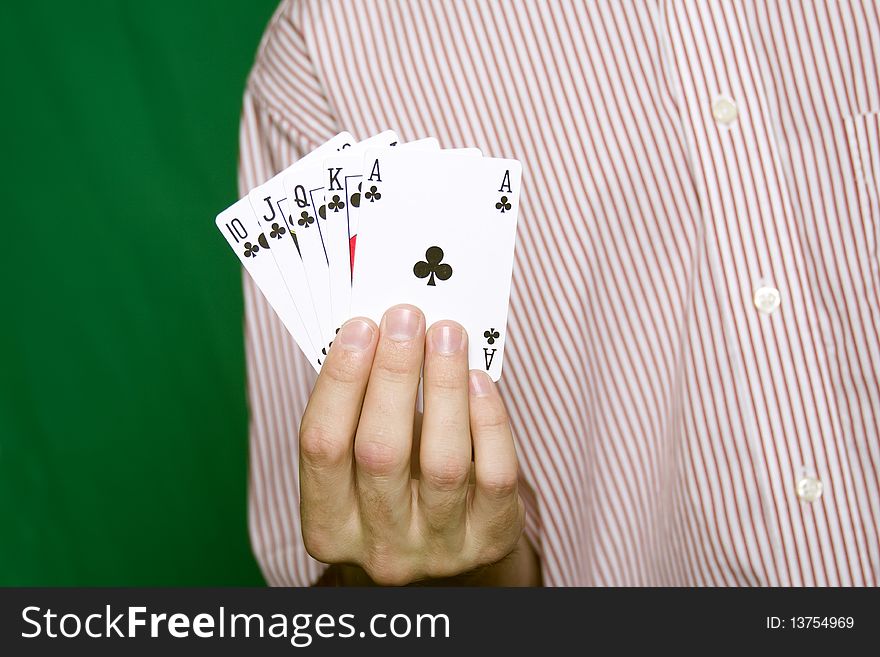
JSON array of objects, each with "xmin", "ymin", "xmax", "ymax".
[
  {"xmin": 301, "ymin": 527, "xmax": 333, "ymax": 563},
  {"xmin": 425, "ymin": 360, "xmax": 467, "ymax": 392},
  {"xmin": 302, "ymin": 512, "xmax": 359, "ymax": 565},
  {"xmin": 373, "ymin": 342, "xmax": 418, "ymax": 381},
  {"xmin": 354, "ymin": 433, "xmax": 405, "ymax": 477},
  {"xmin": 482, "ymin": 536, "xmax": 517, "ymax": 565},
  {"xmin": 480, "ymin": 468, "xmax": 519, "ymax": 499},
  {"xmin": 477, "ymin": 510, "xmax": 523, "ymax": 562},
  {"xmin": 421, "ymin": 451, "xmax": 471, "ymax": 491},
  {"xmin": 363, "ymin": 545, "xmax": 412, "ymax": 586},
  {"xmin": 299, "ymin": 421, "xmax": 347, "ymax": 467},
  {"xmin": 423, "ymin": 555, "xmax": 463, "ymax": 580},
  {"xmin": 302, "ymin": 525, "xmax": 342, "ymax": 564}
]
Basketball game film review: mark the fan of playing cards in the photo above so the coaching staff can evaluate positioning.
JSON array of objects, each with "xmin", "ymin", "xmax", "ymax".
[{"xmin": 215, "ymin": 131, "xmax": 522, "ymax": 381}]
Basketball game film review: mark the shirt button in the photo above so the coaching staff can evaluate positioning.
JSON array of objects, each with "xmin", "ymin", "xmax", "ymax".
[
  {"xmin": 753, "ymin": 285, "xmax": 781, "ymax": 314},
  {"xmin": 796, "ymin": 476, "xmax": 823, "ymax": 503},
  {"xmin": 712, "ymin": 95, "xmax": 739, "ymax": 125}
]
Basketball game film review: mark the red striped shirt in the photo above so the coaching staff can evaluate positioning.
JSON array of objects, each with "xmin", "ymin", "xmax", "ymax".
[{"xmin": 238, "ymin": 0, "xmax": 880, "ymax": 586}]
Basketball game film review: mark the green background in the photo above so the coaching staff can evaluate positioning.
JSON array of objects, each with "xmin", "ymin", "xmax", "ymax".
[{"xmin": 0, "ymin": 1, "xmax": 281, "ymax": 584}]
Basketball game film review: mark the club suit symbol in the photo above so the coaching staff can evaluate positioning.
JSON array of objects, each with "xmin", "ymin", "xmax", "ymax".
[
  {"xmin": 328, "ymin": 194, "xmax": 345, "ymax": 212},
  {"xmin": 413, "ymin": 246, "xmax": 453, "ymax": 286},
  {"xmin": 483, "ymin": 328, "xmax": 500, "ymax": 370},
  {"xmin": 364, "ymin": 185, "xmax": 381, "ymax": 202},
  {"xmin": 243, "ymin": 233, "xmax": 270, "ymax": 258}
]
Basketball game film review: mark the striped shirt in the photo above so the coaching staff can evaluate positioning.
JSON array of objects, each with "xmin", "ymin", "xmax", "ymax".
[{"xmin": 237, "ymin": 0, "xmax": 880, "ymax": 586}]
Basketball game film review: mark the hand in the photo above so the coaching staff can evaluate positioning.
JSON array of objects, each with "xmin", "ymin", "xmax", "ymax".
[{"xmin": 298, "ymin": 304, "xmax": 525, "ymax": 585}]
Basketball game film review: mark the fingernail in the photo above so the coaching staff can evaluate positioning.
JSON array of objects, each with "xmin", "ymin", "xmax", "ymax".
[
  {"xmin": 469, "ymin": 371, "xmax": 492, "ymax": 397},
  {"xmin": 336, "ymin": 319, "xmax": 374, "ymax": 351},
  {"xmin": 384, "ymin": 306, "xmax": 420, "ymax": 341},
  {"xmin": 430, "ymin": 324, "xmax": 465, "ymax": 355}
]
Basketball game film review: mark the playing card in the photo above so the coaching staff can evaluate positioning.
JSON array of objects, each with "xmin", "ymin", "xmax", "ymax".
[
  {"xmin": 326, "ymin": 137, "xmax": 442, "ymax": 336},
  {"xmin": 349, "ymin": 142, "xmax": 472, "ymax": 267},
  {"xmin": 283, "ymin": 131, "xmax": 397, "ymax": 353},
  {"xmin": 281, "ymin": 164, "xmax": 332, "ymax": 354},
  {"xmin": 320, "ymin": 131, "xmax": 403, "ymax": 342},
  {"xmin": 246, "ymin": 132, "xmax": 355, "ymax": 354},
  {"xmin": 215, "ymin": 197, "xmax": 321, "ymax": 369},
  {"xmin": 351, "ymin": 151, "xmax": 522, "ymax": 380}
]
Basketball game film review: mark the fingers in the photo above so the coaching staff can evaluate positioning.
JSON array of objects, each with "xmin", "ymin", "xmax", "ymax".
[
  {"xmin": 468, "ymin": 370, "xmax": 522, "ymax": 557},
  {"xmin": 418, "ymin": 321, "xmax": 472, "ymax": 532},
  {"xmin": 298, "ymin": 317, "xmax": 377, "ymax": 560},
  {"xmin": 354, "ymin": 305, "xmax": 425, "ymax": 533}
]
